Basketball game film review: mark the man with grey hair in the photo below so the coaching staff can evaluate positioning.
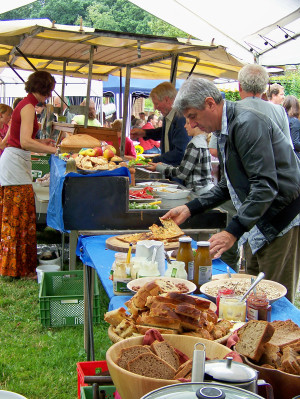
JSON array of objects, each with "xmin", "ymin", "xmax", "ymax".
[
  {"xmin": 238, "ymin": 64, "xmax": 291, "ymax": 144},
  {"xmin": 162, "ymin": 77, "xmax": 300, "ymax": 303},
  {"xmin": 131, "ymin": 82, "xmax": 189, "ymax": 166},
  {"xmin": 53, "ymin": 96, "xmax": 75, "ymax": 123}
]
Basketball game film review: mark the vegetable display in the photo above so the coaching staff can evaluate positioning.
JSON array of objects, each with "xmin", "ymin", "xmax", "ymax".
[{"xmin": 129, "ymin": 186, "xmax": 154, "ymax": 200}]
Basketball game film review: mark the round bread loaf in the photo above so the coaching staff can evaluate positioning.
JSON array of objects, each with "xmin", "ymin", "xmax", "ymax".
[{"xmin": 60, "ymin": 134, "xmax": 101, "ymax": 151}]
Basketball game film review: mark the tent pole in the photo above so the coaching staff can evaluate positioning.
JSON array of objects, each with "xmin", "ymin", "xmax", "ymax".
[
  {"xmin": 170, "ymin": 54, "xmax": 178, "ymax": 85},
  {"xmin": 121, "ymin": 66, "xmax": 131, "ymax": 157},
  {"xmin": 119, "ymin": 69, "xmax": 122, "ymax": 118},
  {"xmin": 60, "ymin": 59, "xmax": 67, "ymax": 116},
  {"xmin": 84, "ymin": 45, "xmax": 95, "ymax": 128}
]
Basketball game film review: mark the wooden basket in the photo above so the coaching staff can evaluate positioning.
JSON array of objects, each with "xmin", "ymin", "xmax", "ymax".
[{"xmin": 106, "ymin": 334, "xmax": 231, "ymax": 399}]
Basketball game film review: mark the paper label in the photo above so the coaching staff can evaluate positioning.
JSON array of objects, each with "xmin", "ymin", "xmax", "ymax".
[
  {"xmin": 188, "ymin": 261, "xmax": 194, "ymax": 280},
  {"xmin": 198, "ymin": 265, "xmax": 212, "ymax": 285}
]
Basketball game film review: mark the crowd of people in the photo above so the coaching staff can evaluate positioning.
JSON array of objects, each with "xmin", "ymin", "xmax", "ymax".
[{"xmin": 0, "ymin": 66, "xmax": 299, "ymax": 305}]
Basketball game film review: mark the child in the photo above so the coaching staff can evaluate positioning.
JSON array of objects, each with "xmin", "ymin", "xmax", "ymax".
[
  {"xmin": 148, "ymin": 119, "xmax": 214, "ymax": 195},
  {"xmin": 0, "ymin": 104, "xmax": 13, "ymax": 156},
  {"xmin": 111, "ymin": 119, "xmax": 136, "ymax": 160}
]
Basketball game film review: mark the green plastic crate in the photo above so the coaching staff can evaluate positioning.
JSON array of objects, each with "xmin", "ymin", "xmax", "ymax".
[
  {"xmin": 39, "ymin": 270, "xmax": 100, "ymax": 327},
  {"xmin": 80, "ymin": 386, "xmax": 116, "ymax": 399},
  {"xmin": 31, "ymin": 154, "xmax": 50, "ymax": 181}
]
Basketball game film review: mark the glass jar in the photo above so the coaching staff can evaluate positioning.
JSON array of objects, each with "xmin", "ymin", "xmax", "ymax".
[
  {"xmin": 219, "ymin": 294, "xmax": 246, "ymax": 322},
  {"xmin": 193, "ymin": 241, "xmax": 212, "ymax": 293},
  {"xmin": 137, "ymin": 260, "xmax": 160, "ymax": 278},
  {"xmin": 164, "ymin": 261, "xmax": 188, "ymax": 279},
  {"xmin": 247, "ymin": 292, "xmax": 271, "ymax": 321},
  {"xmin": 112, "ymin": 252, "xmax": 132, "ymax": 295},
  {"xmin": 216, "ymin": 288, "xmax": 235, "ymax": 316},
  {"xmin": 176, "ymin": 236, "xmax": 194, "ymax": 281}
]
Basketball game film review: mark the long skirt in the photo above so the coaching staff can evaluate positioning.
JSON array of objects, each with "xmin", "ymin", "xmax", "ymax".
[{"xmin": 0, "ymin": 185, "xmax": 37, "ymax": 277}]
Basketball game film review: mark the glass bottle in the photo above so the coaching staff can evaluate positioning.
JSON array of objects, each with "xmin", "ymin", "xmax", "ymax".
[
  {"xmin": 247, "ymin": 292, "xmax": 271, "ymax": 321},
  {"xmin": 193, "ymin": 241, "xmax": 212, "ymax": 293},
  {"xmin": 176, "ymin": 236, "xmax": 194, "ymax": 281}
]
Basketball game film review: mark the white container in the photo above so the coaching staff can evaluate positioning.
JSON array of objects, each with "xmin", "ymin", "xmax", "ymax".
[
  {"xmin": 0, "ymin": 391, "xmax": 28, "ymax": 399},
  {"xmin": 38, "ymin": 255, "xmax": 61, "ymax": 265},
  {"xmin": 36, "ymin": 264, "xmax": 61, "ymax": 284},
  {"xmin": 135, "ymin": 240, "xmax": 165, "ymax": 276}
]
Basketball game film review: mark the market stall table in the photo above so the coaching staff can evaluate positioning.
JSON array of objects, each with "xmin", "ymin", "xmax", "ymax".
[
  {"xmin": 47, "ymin": 155, "xmax": 227, "ymax": 269},
  {"xmin": 76, "ymin": 234, "xmax": 300, "ymax": 360}
]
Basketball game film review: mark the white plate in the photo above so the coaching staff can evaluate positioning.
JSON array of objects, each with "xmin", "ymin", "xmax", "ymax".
[
  {"xmin": 127, "ymin": 276, "xmax": 196, "ymax": 294},
  {"xmin": 136, "ymin": 182, "xmax": 178, "ymax": 188},
  {"xmin": 200, "ymin": 277, "xmax": 287, "ymax": 304},
  {"xmin": 156, "ymin": 189, "xmax": 191, "ymax": 200}
]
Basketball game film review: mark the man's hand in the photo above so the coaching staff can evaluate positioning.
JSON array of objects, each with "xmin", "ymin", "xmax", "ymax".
[
  {"xmin": 146, "ymin": 162, "xmax": 158, "ymax": 171},
  {"xmin": 130, "ymin": 128, "xmax": 146, "ymax": 140},
  {"xmin": 208, "ymin": 231, "xmax": 237, "ymax": 259},
  {"xmin": 161, "ymin": 205, "xmax": 191, "ymax": 225}
]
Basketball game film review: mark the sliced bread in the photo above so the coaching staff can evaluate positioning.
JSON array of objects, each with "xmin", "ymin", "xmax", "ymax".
[
  {"xmin": 174, "ymin": 359, "xmax": 193, "ymax": 379},
  {"xmin": 269, "ymin": 320, "xmax": 300, "ymax": 349},
  {"xmin": 150, "ymin": 340, "xmax": 180, "ymax": 370},
  {"xmin": 127, "ymin": 352, "xmax": 176, "ymax": 379},
  {"xmin": 117, "ymin": 345, "xmax": 152, "ymax": 370},
  {"xmin": 235, "ymin": 320, "xmax": 275, "ymax": 362}
]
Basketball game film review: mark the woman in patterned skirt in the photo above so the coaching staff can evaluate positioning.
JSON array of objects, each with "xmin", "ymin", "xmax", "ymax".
[{"xmin": 0, "ymin": 71, "xmax": 57, "ymax": 278}]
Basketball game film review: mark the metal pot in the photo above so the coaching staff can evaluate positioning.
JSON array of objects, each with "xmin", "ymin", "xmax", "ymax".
[
  {"xmin": 204, "ymin": 357, "xmax": 273, "ymax": 398},
  {"xmin": 141, "ymin": 382, "xmax": 265, "ymax": 399}
]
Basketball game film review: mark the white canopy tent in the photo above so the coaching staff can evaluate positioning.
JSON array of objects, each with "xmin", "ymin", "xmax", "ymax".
[
  {"xmin": 0, "ymin": 0, "xmax": 36, "ymax": 15},
  {"xmin": 129, "ymin": 0, "xmax": 300, "ymax": 67}
]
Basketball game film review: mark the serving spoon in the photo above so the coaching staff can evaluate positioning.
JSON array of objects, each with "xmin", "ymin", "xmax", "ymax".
[{"xmin": 240, "ymin": 272, "xmax": 265, "ymax": 301}]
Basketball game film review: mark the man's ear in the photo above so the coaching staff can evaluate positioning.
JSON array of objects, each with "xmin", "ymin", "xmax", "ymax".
[{"xmin": 205, "ymin": 97, "xmax": 217, "ymax": 110}]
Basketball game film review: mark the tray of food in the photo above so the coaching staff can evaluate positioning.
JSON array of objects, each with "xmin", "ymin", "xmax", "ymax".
[
  {"xmin": 135, "ymin": 182, "xmax": 178, "ymax": 188},
  {"xmin": 127, "ymin": 277, "xmax": 197, "ymax": 294},
  {"xmin": 154, "ymin": 188, "xmax": 191, "ymax": 200},
  {"xmin": 200, "ymin": 277, "xmax": 287, "ymax": 304}
]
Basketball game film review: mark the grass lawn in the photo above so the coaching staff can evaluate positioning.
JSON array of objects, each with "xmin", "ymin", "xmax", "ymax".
[{"xmin": 0, "ymin": 270, "xmax": 111, "ymax": 399}]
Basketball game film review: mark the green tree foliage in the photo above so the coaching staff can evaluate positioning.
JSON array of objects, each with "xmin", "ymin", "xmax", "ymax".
[
  {"xmin": 0, "ymin": 0, "xmax": 188, "ymax": 38},
  {"xmin": 270, "ymin": 66, "xmax": 300, "ymax": 99}
]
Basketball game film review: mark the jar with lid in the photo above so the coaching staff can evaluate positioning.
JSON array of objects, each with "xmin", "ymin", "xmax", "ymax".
[
  {"xmin": 193, "ymin": 241, "xmax": 212, "ymax": 293},
  {"xmin": 216, "ymin": 288, "xmax": 235, "ymax": 316},
  {"xmin": 164, "ymin": 261, "xmax": 188, "ymax": 279},
  {"xmin": 247, "ymin": 293, "xmax": 271, "ymax": 321},
  {"xmin": 176, "ymin": 236, "xmax": 194, "ymax": 281}
]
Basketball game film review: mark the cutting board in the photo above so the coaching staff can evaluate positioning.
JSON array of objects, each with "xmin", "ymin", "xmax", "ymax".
[{"xmin": 105, "ymin": 235, "xmax": 180, "ymax": 253}]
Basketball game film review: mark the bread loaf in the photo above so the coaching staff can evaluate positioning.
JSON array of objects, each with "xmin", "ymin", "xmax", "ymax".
[
  {"xmin": 104, "ymin": 307, "xmax": 128, "ymax": 327},
  {"xmin": 60, "ymin": 134, "xmax": 101, "ymax": 149},
  {"xmin": 136, "ymin": 312, "xmax": 182, "ymax": 331},
  {"xmin": 235, "ymin": 320, "xmax": 275, "ymax": 362},
  {"xmin": 127, "ymin": 352, "xmax": 176, "ymax": 379}
]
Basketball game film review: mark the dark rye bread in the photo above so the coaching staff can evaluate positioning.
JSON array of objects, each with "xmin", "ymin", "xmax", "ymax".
[
  {"xmin": 235, "ymin": 320, "xmax": 275, "ymax": 362},
  {"xmin": 117, "ymin": 345, "xmax": 152, "ymax": 370},
  {"xmin": 127, "ymin": 352, "xmax": 176, "ymax": 379},
  {"xmin": 150, "ymin": 340, "xmax": 180, "ymax": 371}
]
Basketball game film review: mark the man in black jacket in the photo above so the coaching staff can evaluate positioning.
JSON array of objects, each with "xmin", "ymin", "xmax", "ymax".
[{"xmin": 163, "ymin": 78, "xmax": 300, "ymax": 303}]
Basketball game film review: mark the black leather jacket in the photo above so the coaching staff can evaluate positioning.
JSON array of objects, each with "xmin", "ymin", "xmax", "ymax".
[{"xmin": 187, "ymin": 101, "xmax": 300, "ymax": 243}]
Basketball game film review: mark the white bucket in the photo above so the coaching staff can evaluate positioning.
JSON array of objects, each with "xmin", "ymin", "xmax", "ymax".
[
  {"xmin": 0, "ymin": 391, "xmax": 28, "ymax": 399},
  {"xmin": 38, "ymin": 254, "xmax": 61, "ymax": 265},
  {"xmin": 36, "ymin": 264, "xmax": 61, "ymax": 284}
]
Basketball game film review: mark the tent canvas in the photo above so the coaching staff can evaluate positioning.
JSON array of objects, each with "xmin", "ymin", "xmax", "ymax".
[{"xmin": 129, "ymin": 0, "xmax": 300, "ymax": 67}]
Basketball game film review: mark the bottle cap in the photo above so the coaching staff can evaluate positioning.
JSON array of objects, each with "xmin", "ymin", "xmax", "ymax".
[
  {"xmin": 179, "ymin": 236, "xmax": 192, "ymax": 242},
  {"xmin": 197, "ymin": 241, "xmax": 210, "ymax": 246}
]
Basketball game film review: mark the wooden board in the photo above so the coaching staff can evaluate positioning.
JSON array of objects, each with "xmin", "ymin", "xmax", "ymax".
[{"xmin": 105, "ymin": 235, "xmax": 180, "ymax": 253}]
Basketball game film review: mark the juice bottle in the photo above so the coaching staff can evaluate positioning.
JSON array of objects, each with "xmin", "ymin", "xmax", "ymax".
[
  {"xmin": 176, "ymin": 236, "xmax": 194, "ymax": 281},
  {"xmin": 193, "ymin": 241, "xmax": 212, "ymax": 293}
]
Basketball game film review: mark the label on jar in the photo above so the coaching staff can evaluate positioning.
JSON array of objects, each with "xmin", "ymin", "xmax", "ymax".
[
  {"xmin": 171, "ymin": 267, "xmax": 177, "ymax": 278},
  {"xmin": 113, "ymin": 278, "xmax": 131, "ymax": 295},
  {"xmin": 188, "ymin": 261, "xmax": 194, "ymax": 280},
  {"xmin": 198, "ymin": 265, "xmax": 212, "ymax": 285},
  {"xmin": 247, "ymin": 306, "xmax": 258, "ymax": 320}
]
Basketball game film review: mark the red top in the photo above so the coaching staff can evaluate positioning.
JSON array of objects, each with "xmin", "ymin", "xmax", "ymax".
[
  {"xmin": 8, "ymin": 93, "xmax": 39, "ymax": 149},
  {"xmin": 138, "ymin": 122, "xmax": 160, "ymax": 150}
]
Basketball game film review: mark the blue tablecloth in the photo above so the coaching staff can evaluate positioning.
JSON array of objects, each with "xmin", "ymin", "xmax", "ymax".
[
  {"xmin": 47, "ymin": 155, "xmax": 131, "ymax": 232},
  {"xmin": 76, "ymin": 235, "xmax": 300, "ymax": 326}
]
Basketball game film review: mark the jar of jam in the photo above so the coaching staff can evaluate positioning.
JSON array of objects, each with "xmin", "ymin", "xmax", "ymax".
[
  {"xmin": 216, "ymin": 288, "xmax": 235, "ymax": 316},
  {"xmin": 219, "ymin": 294, "xmax": 246, "ymax": 322},
  {"xmin": 247, "ymin": 292, "xmax": 271, "ymax": 321}
]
